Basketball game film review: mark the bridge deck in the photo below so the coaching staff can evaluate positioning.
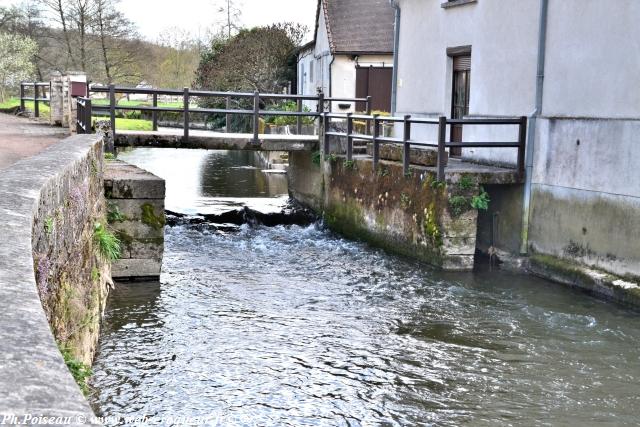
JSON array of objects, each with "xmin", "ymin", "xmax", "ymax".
[{"xmin": 115, "ymin": 128, "xmax": 319, "ymax": 151}]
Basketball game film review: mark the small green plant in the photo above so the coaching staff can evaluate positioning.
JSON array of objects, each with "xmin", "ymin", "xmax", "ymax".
[
  {"xmin": 93, "ymin": 222, "xmax": 121, "ymax": 261},
  {"xmin": 400, "ymin": 193, "xmax": 411, "ymax": 209},
  {"xmin": 107, "ymin": 202, "xmax": 125, "ymax": 223},
  {"xmin": 404, "ymin": 171, "xmax": 413, "ymax": 178},
  {"xmin": 44, "ymin": 217, "xmax": 54, "ymax": 236},
  {"xmin": 430, "ymin": 180, "xmax": 446, "ymax": 190},
  {"xmin": 104, "ymin": 152, "xmax": 116, "ymax": 160},
  {"xmin": 311, "ymin": 150, "xmax": 321, "ymax": 166},
  {"xmin": 59, "ymin": 344, "xmax": 92, "ymax": 396},
  {"xmin": 471, "ymin": 187, "xmax": 490, "ymax": 210},
  {"xmin": 343, "ymin": 160, "xmax": 356, "ymax": 170},
  {"xmin": 377, "ymin": 167, "xmax": 390, "ymax": 177},
  {"xmin": 458, "ymin": 174, "xmax": 474, "ymax": 190},
  {"xmin": 90, "ymin": 158, "xmax": 98, "ymax": 176},
  {"xmin": 449, "ymin": 195, "xmax": 470, "ymax": 217},
  {"xmin": 324, "ymin": 153, "xmax": 337, "ymax": 162}
]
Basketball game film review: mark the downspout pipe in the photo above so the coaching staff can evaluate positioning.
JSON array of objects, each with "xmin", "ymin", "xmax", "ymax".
[
  {"xmin": 390, "ymin": 0, "xmax": 401, "ymax": 115},
  {"xmin": 520, "ymin": 0, "xmax": 549, "ymax": 254}
]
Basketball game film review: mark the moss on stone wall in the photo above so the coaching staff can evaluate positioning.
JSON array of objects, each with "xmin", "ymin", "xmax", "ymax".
[
  {"xmin": 32, "ymin": 141, "xmax": 112, "ymax": 367},
  {"xmin": 141, "ymin": 203, "xmax": 166, "ymax": 230}
]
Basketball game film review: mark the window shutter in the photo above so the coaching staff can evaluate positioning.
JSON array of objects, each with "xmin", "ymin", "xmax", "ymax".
[{"xmin": 453, "ymin": 55, "xmax": 471, "ymax": 71}]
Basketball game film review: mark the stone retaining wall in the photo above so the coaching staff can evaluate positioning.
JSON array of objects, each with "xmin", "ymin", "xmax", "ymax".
[{"xmin": 0, "ymin": 134, "xmax": 106, "ymax": 421}]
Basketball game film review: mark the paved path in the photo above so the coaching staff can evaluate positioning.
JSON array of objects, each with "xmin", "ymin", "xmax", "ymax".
[{"xmin": 0, "ymin": 114, "xmax": 69, "ymax": 171}]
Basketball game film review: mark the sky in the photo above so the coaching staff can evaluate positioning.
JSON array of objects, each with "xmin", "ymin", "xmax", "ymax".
[{"xmin": 0, "ymin": 0, "xmax": 317, "ymax": 42}]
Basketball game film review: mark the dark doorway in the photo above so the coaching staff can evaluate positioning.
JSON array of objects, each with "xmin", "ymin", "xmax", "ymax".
[
  {"xmin": 356, "ymin": 67, "xmax": 393, "ymax": 112},
  {"xmin": 450, "ymin": 55, "xmax": 471, "ymax": 157}
]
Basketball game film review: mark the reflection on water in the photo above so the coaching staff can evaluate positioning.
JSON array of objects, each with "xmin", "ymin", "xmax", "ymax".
[
  {"xmin": 91, "ymin": 148, "xmax": 640, "ymax": 426},
  {"xmin": 117, "ymin": 148, "xmax": 288, "ymax": 215}
]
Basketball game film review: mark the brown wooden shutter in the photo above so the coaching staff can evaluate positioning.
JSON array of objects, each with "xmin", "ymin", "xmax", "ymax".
[{"xmin": 453, "ymin": 55, "xmax": 471, "ymax": 71}]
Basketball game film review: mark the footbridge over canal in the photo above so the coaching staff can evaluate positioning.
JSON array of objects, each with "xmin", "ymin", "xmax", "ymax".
[{"xmin": 25, "ymin": 82, "xmax": 529, "ymax": 271}]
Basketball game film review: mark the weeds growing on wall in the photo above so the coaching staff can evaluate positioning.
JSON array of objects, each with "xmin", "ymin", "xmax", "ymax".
[
  {"xmin": 44, "ymin": 217, "xmax": 54, "ymax": 236},
  {"xmin": 311, "ymin": 151, "xmax": 321, "ymax": 166},
  {"xmin": 107, "ymin": 203, "xmax": 125, "ymax": 224},
  {"xmin": 58, "ymin": 344, "xmax": 92, "ymax": 396},
  {"xmin": 343, "ymin": 160, "xmax": 356, "ymax": 170},
  {"xmin": 471, "ymin": 187, "xmax": 490, "ymax": 210},
  {"xmin": 104, "ymin": 152, "xmax": 116, "ymax": 160},
  {"xmin": 93, "ymin": 223, "xmax": 121, "ymax": 261}
]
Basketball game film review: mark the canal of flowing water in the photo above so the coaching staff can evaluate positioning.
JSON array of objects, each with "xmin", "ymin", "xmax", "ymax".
[{"xmin": 91, "ymin": 148, "xmax": 640, "ymax": 426}]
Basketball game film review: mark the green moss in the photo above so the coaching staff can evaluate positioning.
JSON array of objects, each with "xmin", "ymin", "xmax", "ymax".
[
  {"xmin": 449, "ymin": 195, "xmax": 470, "ymax": 217},
  {"xmin": 91, "ymin": 267, "xmax": 100, "ymax": 282},
  {"xmin": 141, "ymin": 203, "xmax": 166, "ymax": 230},
  {"xmin": 115, "ymin": 229, "xmax": 134, "ymax": 246}
]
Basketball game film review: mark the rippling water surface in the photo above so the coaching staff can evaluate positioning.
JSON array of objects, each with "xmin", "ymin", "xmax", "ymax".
[{"xmin": 91, "ymin": 148, "xmax": 640, "ymax": 426}]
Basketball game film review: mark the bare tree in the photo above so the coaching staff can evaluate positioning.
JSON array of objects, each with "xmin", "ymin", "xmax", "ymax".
[
  {"xmin": 93, "ymin": 0, "xmax": 142, "ymax": 83},
  {"xmin": 213, "ymin": 0, "xmax": 242, "ymax": 39},
  {"xmin": 38, "ymin": 0, "xmax": 76, "ymax": 68}
]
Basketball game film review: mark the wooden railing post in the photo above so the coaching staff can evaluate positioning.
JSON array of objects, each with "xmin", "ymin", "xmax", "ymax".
[
  {"xmin": 437, "ymin": 116, "xmax": 447, "ymax": 182},
  {"xmin": 296, "ymin": 98, "xmax": 302, "ymax": 135},
  {"xmin": 183, "ymin": 87, "xmax": 190, "ymax": 143},
  {"xmin": 109, "ymin": 84, "xmax": 116, "ymax": 140},
  {"xmin": 152, "ymin": 92, "xmax": 158, "ymax": 131},
  {"xmin": 225, "ymin": 96, "xmax": 231, "ymax": 133},
  {"xmin": 518, "ymin": 116, "xmax": 528, "ymax": 179},
  {"xmin": 33, "ymin": 82, "xmax": 39, "ymax": 118},
  {"xmin": 402, "ymin": 115, "xmax": 411, "ymax": 175},
  {"xmin": 346, "ymin": 112, "xmax": 354, "ymax": 161},
  {"xmin": 322, "ymin": 113, "xmax": 330, "ymax": 155},
  {"xmin": 20, "ymin": 83, "xmax": 25, "ymax": 112},
  {"xmin": 317, "ymin": 90, "xmax": 324, "ymax": 114},
  {"xmin": 76, "ymin": 100, "xmax": 83, "ymax": 134},
  {"xmin": 366, "ymin": 96, "xmax": 372, "ymax": 115},
  {"xmin": 253, "ymin": 90, "xmax": 260, "ymax": 144},
  {"xmin": 85, "ymin": 98, "xmax": 92, "ymax": 133},
  {"xmin": 372, "ymin": 114, "xmax": 380, "ymax": 171}
]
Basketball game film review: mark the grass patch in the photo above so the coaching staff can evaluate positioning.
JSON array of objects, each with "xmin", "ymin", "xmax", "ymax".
[
  {"xmin": 92, "ymin": 117, "xmax": 152, "ymax": 131},
  {"xmin": 93, "ymin": 222, "xmax": 121, "ymax": 261},
  {"xmin": 0, "ymin": 97, "xmax": 51, "ymax": 117},
  {"xmin": 91, "ymin": 98, "xmax": 183, "ymax": 108}
]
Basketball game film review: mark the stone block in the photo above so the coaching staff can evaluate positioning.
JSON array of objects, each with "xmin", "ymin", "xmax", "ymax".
[
  {"xmin": 112, "ymin": 258, "xmax": 162, "ymax": 279},
  {"xmin": 104, "ymin": 160, "xmax": 166, "ymax": 199}
]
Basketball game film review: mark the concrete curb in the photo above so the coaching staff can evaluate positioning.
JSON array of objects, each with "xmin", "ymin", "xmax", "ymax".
[{"xmin": 0, "ymin": 135, "xmax": 101, "ymax": 424}]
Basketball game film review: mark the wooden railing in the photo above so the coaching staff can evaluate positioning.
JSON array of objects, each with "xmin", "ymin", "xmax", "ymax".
[
  {"xmin": 324, "ymin": 113, "xmax": 527, "ymax": 181},
  {"xmin": 86, "ymin": 84, "xmax": 370, "ymax": 143},
  {"xmin": 76, "ymin": 97, "xmax": 92, "ymax": 135},
  {"xmin": 19, "ymin": 82, "xmax": 51, "ymax": 117}
]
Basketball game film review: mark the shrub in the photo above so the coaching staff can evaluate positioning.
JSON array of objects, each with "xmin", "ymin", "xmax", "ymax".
[{"xmin": 471, "ymin": 187, "xmax": 490, "ymax": 210}]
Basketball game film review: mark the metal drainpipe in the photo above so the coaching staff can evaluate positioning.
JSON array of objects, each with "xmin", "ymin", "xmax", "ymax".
[
  {"xmin": 520, "ymin": 0, "xmax": 549, "ymax": 254},
  {"xmin": 390, "ymin": 0, "xmax": 401, "ymax": 115}
]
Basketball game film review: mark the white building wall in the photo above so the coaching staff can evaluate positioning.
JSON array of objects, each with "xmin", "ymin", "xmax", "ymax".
[
  {"xmin": 396, "ymin": 0, "xmax": 640, "ymax": 277},
  {"xmin": 395, "ymin": 0, "xmax": 539, "ymax": 164}
]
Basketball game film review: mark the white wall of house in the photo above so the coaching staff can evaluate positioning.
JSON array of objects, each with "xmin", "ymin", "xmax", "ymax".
[{"xmin": 395, "ymin": 0, "xmax": 640, "ymax": 277}]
